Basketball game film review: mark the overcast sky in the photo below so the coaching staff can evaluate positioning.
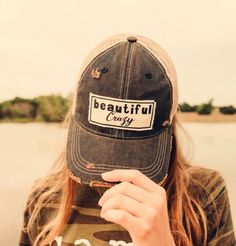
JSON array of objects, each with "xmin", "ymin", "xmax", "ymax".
[{"xmin": 0, "ymin": 0, "xmax": 236, "ymax": 105}]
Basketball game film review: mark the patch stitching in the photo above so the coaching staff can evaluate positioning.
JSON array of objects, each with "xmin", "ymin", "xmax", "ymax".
[{"xmin": 88, "ymin": 93, "xmax": 156, "ymax": 131}]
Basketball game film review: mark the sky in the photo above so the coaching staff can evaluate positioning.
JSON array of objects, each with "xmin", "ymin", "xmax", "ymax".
[{"xmin": 0, "ymin": 0, "xmax": 236, "ymax": 105}]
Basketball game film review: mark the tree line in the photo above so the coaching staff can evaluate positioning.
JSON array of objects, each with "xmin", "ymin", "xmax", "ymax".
[
  {"xmin": 0, "ymin": 95, "xmax": 235, "ymax": 123},
  {"xmin": 179, "ymin": 99, "xmax": 236, "ymax": 115},
  {"xmin": 0, "ymin": 94, "xmax": 72, "ymax": 122}
]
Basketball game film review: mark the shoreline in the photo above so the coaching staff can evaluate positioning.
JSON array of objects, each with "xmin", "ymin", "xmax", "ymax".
[
  {"xmin": 178, "ymin": 111, "xmax": 236, "ymax": 123},
  {"xmin": 1, "ymin": 112, "xmax": 236, "ymax": 124}
]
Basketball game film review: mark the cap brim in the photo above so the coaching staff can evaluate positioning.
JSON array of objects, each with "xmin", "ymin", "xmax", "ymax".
[{"xmin": 66, "ymin": 116, "xmax": 173, "ymax": 186}]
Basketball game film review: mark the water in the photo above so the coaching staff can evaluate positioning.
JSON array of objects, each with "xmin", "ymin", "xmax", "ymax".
[{"xmin": 0, "ymin": 122, "xmax": 235, "ymax": 245}]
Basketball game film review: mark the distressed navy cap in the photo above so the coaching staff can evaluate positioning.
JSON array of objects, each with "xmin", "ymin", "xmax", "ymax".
[{"xmin": 66, "ymin": 33, "xmax": 179, "ymax": 187}]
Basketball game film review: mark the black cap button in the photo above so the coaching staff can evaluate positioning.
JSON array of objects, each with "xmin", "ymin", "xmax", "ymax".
[{"xmin": 127, "ymin": 36, "xmax": 137, "ymax": 42}]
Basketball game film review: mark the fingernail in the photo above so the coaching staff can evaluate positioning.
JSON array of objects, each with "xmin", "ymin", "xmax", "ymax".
[
  {"xmin": 98, "ymin": 198, "xmax": 102, "ymax": 206},
  {"xmin": 101, "ymin": 172, "xmax": 111, "ymax": 179}
]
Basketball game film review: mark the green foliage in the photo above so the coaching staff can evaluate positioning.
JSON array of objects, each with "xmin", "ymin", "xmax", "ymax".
[
  {"xmin": 35, "ymin": 94, "xmax": 71, "ymax": 122},
  {"xmin": 1, "ymin": 94, "xmax": 235, "ymax": 122},
  {"xmin": 0, "ymin": 101, "xmax": 11, "ymax": 119},
  {"xmin": 219, "ymin": 105, "xmax": 236, "ymax": 115},
  {"xmin": 0, "ymin": 94, "xmax": 71, "ymax": 122},
  {"xmin": 0, "ymin": 97, "xmax": 38, "ymax": 119},
  {"xmin": 196, "ymin": 99, "xmax": 214, "ymax": 115},
  {"xmin": 179, "ymin": 102, "xmax": 197, "ymax": 112}
]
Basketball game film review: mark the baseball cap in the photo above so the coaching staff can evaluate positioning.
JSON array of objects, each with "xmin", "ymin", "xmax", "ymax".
[{"xmin": 66, "ymin": 33, "xmax": 179, "ymax": 187}]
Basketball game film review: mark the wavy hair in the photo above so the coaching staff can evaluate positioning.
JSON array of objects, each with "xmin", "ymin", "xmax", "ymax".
[{"xmin": 22, "ymin": 105, "xmax": 218, "ymax": 246}]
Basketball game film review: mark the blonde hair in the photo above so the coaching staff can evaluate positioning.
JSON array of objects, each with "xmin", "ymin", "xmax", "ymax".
[
  {"xmin": 21, "ymin": 105, "xmax": 219, "ymax": 246},
  {"xmin": 22, "ymin": 34, "xmax": 219, "ymax": 245}
]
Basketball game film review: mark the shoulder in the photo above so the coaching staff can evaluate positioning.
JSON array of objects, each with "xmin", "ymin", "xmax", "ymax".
[
  {"xmin": 186, "ymin": 165, "xmax": 227, "ymax": 206},
  {"xmin": 19, "ymin": 178, "xmax": 61, "ymax": 245},
  {"xmin": 187, "ymin": 165, "xmax": 225, "ymax": 187},
  {"xmin": 186, "ymin": 166, "xmax": 235, "ymax": 245},
  {"xmin": 23, "ymin": 175, "xmax": 62, "ymax": 225}
]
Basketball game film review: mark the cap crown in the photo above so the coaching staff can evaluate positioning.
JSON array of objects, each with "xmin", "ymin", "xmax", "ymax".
[{"xmin": 72, "ymin": 33, "xmax": 178, "ymax": 139}]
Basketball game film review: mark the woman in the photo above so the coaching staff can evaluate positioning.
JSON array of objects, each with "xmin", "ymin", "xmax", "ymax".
[{"xmin": 19, "ymin": 33, "xmax": 235, "ymax": 246}]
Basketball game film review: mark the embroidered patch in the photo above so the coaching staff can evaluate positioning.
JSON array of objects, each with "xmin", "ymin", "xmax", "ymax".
[{"xmin": 88, "ymin": 93, "xmax": 156, "ymax": 131}]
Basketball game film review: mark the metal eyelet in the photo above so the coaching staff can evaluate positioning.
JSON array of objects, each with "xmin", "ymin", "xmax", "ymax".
[
  {"xmin": 101, "ymin": 67, "xmax": 108, "ymax": 73},
  {"xmin": 145, "ymin": 73, "xmax": 152, "ymax": 79}
]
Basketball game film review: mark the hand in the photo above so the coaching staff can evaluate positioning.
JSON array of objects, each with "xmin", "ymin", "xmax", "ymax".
[{"xmin": 98, "ymin": 169, "xmax": 175, "ymax": 246}]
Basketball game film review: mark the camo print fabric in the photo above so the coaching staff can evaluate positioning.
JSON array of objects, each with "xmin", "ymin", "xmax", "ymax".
[{"xmin": 19, "ymin": 167, "xmax": 236, "ymax": 246}]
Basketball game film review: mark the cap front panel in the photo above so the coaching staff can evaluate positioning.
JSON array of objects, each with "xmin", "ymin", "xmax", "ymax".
[
  {"xmin": 67, "ymin": 116, "xmax": 173, "ymax": 185},
  {"xmin": 75, "ymin": 40, "xmax": 172, "ymax": 139},
  {"xmin": 66, "ymin": 33, "xmax": 177, "ymax": 186},
  {"xmin": 122, "ymin": 43, "xmax": 172, "ymax": 138},
  {"xmin": 75, "ymin": 42, "xmax": 127, "ymax": 136}
]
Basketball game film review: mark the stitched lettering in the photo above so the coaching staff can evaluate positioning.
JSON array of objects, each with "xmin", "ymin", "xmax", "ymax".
[
  {"xmin": 89, "ymin": 93, "xmax": 156, "ymax": 131},
  {"xmin": 93, "ymin": 99, "xmax": 150, "ymax": 115},
  {"xmin": 106, "ymin": 111, "xmax": 134, "ymax": 126}
]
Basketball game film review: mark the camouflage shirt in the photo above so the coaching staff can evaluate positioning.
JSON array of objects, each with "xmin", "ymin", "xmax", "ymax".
[{"xmin": 19, "ymin": 167, "xmax": 236, "ymax": 246}]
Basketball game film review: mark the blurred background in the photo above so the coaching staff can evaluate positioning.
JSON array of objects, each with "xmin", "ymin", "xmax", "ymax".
[{"xmin": 0, "ymin": 0, "xmax": 235, "ymax": 245}]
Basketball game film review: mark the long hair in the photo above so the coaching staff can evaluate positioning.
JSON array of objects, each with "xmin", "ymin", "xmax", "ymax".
[{"xmin": 22, "ymin": 105, "xmax": 217, "ymax": 246}]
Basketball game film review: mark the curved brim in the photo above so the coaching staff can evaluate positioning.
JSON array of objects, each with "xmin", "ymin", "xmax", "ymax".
[{"xmin": 66, "ymin": 116, "xmax": 173, "ymax": 186}]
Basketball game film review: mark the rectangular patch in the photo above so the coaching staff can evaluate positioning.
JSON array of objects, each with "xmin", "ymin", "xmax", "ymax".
[{"xmin": 88, "ymin": 93, "xmax": 156, "ymax": 131}]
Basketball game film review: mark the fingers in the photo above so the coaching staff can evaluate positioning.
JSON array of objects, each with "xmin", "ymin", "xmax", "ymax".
[
  {"xmin": 101, "ymin": 208, "xmax": 142, "ymax": 233},
  {"xmin": 99, "ymin": 169, "xmax": 171, "ymax": 245},
  {"xmin": 99, "ymin": 193, "xmax": 146, "ymax": 218},
  {"xmin": 98, "ymin": 181, "xmax": 154, "ymax": 205},
  {"xmin": 101, "ymin": 169, "xmax": 165, "ymax": 193}
]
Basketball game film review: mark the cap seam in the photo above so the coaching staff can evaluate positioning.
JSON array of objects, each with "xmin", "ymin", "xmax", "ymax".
[
  {"xmin": 116, "ymin": 42, "xmax": 129, "ymax": 138},
  {"xmin": 75, "ymin": 42, "xmax": 126, "ymax": 117},
  {"xmin": 122, "ymin": 42, "xmax": 135, "ymax": 139},
  {"xmin": 136, "ymin": 42, "xmax": 173, "ymax": 121}
]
